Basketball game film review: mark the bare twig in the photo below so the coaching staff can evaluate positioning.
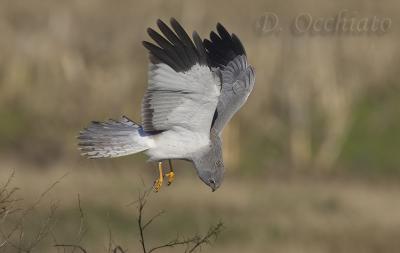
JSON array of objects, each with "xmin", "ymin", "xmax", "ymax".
[
  {"xmin": 26, "ymin": 203, "xmax": 58, "ymax": 250},
  {"xmin": 142, "ymin": 210, "xmax": 165, "ymax": 231},
  {"xmin": 76, "ymin": 193, "xmax": 88, "ymax": 253},
  {"xmin": 0, "ymin": 170, "xmax": 21, "ymax": 249},
  {"xmin": 24, "ymin": 172, "xmax": 69, "ymax": 214},
  {"xmin": 4, "ymin": 203, "xmax": 58, "ymax": 253},
  {"xmin": 135, "ymin": 187, "xmax": 224, "ymax": 253},
  {"xmin": 186, "ymin": 222, "xmax": 224, "ymax": 253},
  {"xmin": 137, "ymin": 189, "xmax": 152, "ymax": 253},
  {"xmin": 148, "ymin": 237, "xmax": 198, "ymax": 253},
  {"xmin": 0, "ymin": 169, "xmax": 15, "ymax": 196},
  {"xmin": 2, "ymin": 172, "xmax": 223, "ymax": 253},
  {"xmin": 0, "ymin": 172, "xmax": 66, "ymax": 253},
  {"xmin": 50, "ymin": 231, "xmax": 61, "ymax": 253},
  {"xmin": 55, "ymin": 244, "xmax": 88, "ymax": 253},
  {"xmin": 0, "ymin": 169, "xmax": 21, "ymax": 218},
  {"xmin": 77, "ymin": 194, "xmax": 86, "ymax": 238},
  {"xmin": 113, "ymin": 246, "xmax": 126, "ymax": 253},
  {"xmin": 107, "ymin": 214, "xmax": 113, "ymax": 253}
]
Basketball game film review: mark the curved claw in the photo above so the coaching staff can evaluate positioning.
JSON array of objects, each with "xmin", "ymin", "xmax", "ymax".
[
  {"xmin": 165, "ymin": 171, "xmax": 175, "ymax": 186},
  {"xmin": 153, "ymin": 178, "xmax": 163, "ymax": 192},
  {"xmin": 153, "ymin": 162, "xmax": 164, "ymax": 192}
]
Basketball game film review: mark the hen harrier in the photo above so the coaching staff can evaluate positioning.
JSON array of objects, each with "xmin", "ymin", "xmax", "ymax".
[{"xmin": 78, "ymin": 18, "xmax": 255, "ymax": 192}]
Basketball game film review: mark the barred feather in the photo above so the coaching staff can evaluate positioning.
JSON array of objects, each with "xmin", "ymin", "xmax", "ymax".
[{"xmin": 78, "ymin": 116, "xmax": 151, "ymax": 158}]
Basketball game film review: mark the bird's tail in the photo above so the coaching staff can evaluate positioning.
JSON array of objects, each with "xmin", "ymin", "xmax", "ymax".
[{"xmin": 78, "ymin": 116, "xmax": 151, "ymax": 158}]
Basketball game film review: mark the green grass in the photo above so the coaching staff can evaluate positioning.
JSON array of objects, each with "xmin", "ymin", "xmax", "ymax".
[{"xmin": 340, "ymin": 84, "xmax": 400, "ymax": 176}]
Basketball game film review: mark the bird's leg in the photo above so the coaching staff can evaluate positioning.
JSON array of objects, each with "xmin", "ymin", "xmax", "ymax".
[
  {"xmin": 153, "ymin": 162, "xmax": 164, "ymax": 192},
  {"xmin": 165, "ymin": 159, "xmax": 175, "ymax": 186}
]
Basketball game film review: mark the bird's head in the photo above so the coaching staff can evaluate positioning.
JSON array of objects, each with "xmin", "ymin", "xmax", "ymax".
[
  {"xmin": 196, "ymin": 158, "xmax": 224, "ymax": 192},
  {"xmin": 192, "ymin": 131, "xmax": 225, "ymax": 192}
]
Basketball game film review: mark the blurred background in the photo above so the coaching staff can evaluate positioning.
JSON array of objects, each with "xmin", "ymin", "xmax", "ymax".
[{"xmin": 0, "ymin": 0, "xmax": 400, "ymax": 252}]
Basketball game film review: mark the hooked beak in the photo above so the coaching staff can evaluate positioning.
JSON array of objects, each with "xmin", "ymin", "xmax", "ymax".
[{"xmin": 209, "ymin": 178, "xmax": 218, "ymax": 192}]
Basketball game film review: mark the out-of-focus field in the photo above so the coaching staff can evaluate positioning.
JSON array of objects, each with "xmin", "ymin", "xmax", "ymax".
[
  {"xmin": 2, "ymin": 167, "xmax": 400, "ymax": 253},
  {"xmin": 1, "ymin": 0, "xmax": 400, "ymax": 252}
]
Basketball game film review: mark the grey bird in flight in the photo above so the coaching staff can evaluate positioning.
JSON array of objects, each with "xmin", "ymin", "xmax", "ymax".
[{"xmin": 78, "ymin": 18, "xmax": 255, "ymax": 192}]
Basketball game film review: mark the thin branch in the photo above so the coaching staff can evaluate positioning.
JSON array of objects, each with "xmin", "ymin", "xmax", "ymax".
[
  {"xmin": 187, "ymin": 222, "xmax": 224, "ymax": 253},
  {"xmin": 50, "ymin": 231, "xmax": 61, "ymax": 253},
  {"xmin": 26, "ymin": 203, "xmax": 58, "ymax": 250},
  {"xmin": 75, "ymin": 193, "xmax": 88, "ymax": 253},
  {"xmin": 148, "ymin": 237, "xmax": 199, "ymax": 253},
  {"xmin": 142, "ymin": 210, "xmax": 165, "ymax": 231},
  {"xmin": 113, "ymin": 246, "xmax": 126, "ymax": 253},
  {"xmin": 0, "ymin": 172, "xmax": 66, "ymax": 253},
  {"xmin": 0, "ymin": 169, "xmax": 21, "ymax": 218},
  {"xmin": 24, "ymin": 172, "xmax": 69, "ymax": 214},
  {"xmin": 0, "ymin": 169, "xmax": 15, "ymax": 195},
  {"xmin": 107, "ymin": 212, "xmax": 114, "ymax": 253},
  {"xmin": 0, "ymin": 170, "xmax": 21, "ymax": 251},
  {"xmin": 137, "ymin": 190, "xmax": 151, "ymax": 253},
  {"xmin": 134, "ymin": 186, "xmax": 224, "ymax": 253},
  {"xmin": 2, "ymin": 172, "xmax": 224, "ymax": 253},
  {"xmin": 77, "ymin": 194, "xmax": 86, "ymax": 238},
  {"xmin": 54, "ymin": 244, "xmax": 88, "ymax": 253}
]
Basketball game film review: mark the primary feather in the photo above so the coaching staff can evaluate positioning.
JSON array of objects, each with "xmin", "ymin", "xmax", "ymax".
[{"xmin": 204, "ymin": 23, "xmax": 255, "ymax": 134}]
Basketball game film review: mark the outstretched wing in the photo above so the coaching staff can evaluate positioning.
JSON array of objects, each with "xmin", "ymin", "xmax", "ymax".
[
  {"xmin": 204, "ymin": 24, "xmax": 255, "ymax": 134},
  {"xmin": 142, "ymin": 18, "xmax": 220, "ymax": 135}
]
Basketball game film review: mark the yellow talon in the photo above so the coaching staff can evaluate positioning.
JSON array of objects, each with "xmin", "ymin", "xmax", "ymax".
[
  {"xmin": 166, "ymin": 171, "xmax": 175, "ymax": 186},
  {"xmin": 153, "ymin": 162, "xmax": 163, "ymax": 192},
  {"xmin": 166, "ymin": 159, "xmax": 175, "ymax": 186}
]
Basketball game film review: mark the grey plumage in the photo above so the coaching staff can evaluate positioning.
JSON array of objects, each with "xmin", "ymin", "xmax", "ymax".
[
  {"xmin": 192, "ymin": 129, "xmax": 224, "ymax": 191},
  {"xmin": 78, "ymin": 18, "xmax": 255, "ymax": 191},
  {"xmin": 78, "ymin": 116, "xmax": 150, "ymax": 158},
  {"xmin": 204, "ymin": 23, "xmax": 255, "ymax": 134},
  {"xmin": 211, "ymin": 55, "xmax": 255, "ymax": 134}
]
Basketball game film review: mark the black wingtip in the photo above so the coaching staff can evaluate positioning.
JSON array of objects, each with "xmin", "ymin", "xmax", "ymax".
[
  {"xmin": 169, "ymin": 17, "xmax": 178, "ymax": 26},
  {"xmin": 142, "ymin": 40, "xmax": 152, "ymax": 48},
  {"xmin": 216, "ymin": 23, "xmax": 226, "ymax": 34},
  {"xmin": 232, "ymin": 33, "xmax": 246, "ymax": 56},
  {"xmin": 143, "ymin": 18, "xmax": 208, "ymax": 72},
  {"xmin": 209, "ymin": 31, "xmax": 221, "ymax": 43},
  {"xmin": 146, "ymin": 27, "xmax": 155, "ymax": 36},
  {"xmin": 156, "ymin": 19, "xmax": 164, "ymax": 26},
  {"xmin": 216, "ymin": 23, "xmax": 231, "ymax": 40},
  {"xmin": 204, "ymin": 23, "xmax": 246, "ymax": 67}
]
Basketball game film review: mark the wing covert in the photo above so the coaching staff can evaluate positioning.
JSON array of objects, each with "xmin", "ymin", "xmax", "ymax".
[{"xmin": 142, "ymin": 18, "xmax": 220, "ymax": 134}]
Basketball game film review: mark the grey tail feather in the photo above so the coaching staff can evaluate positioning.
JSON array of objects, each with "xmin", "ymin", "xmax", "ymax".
[{"xmin": 77, "ymin": 116, "xmax": 150, "ymax": 159}]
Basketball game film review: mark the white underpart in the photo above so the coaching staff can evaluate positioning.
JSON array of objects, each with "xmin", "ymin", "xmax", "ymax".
[{"xmin": 145, "ymin": 127, "xmax": 210, "ymax": 161}]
